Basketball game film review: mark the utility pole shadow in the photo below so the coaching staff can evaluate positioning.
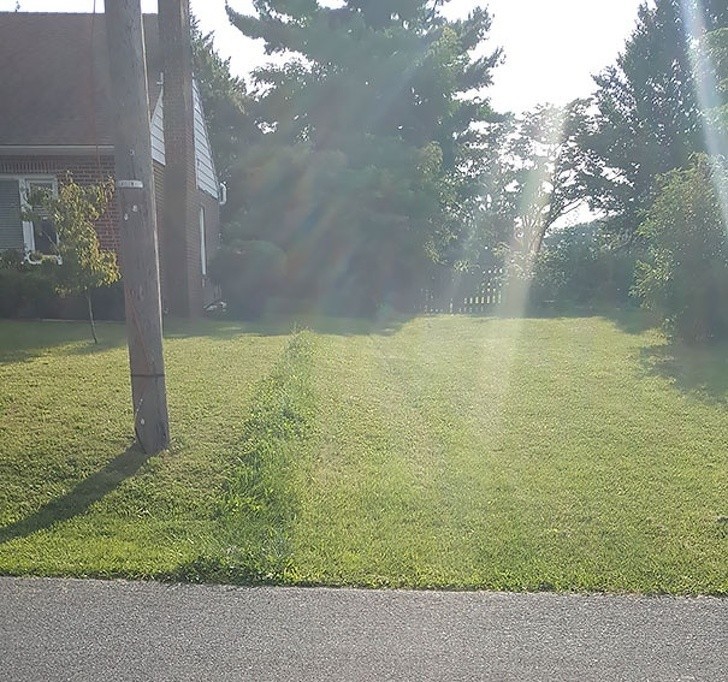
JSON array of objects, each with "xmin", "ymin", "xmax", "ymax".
[{"xmin": 0, "ymin": 445, "xmax": 149, "ymax": 545}]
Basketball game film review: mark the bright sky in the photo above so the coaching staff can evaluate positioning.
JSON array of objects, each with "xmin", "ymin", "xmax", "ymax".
[{"xmin": 4, "ymin": 0, "xmax": 646, "ymax": 113}]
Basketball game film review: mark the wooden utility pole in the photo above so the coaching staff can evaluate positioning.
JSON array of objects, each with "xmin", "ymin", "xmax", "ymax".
[{"xmin": 105, "ymin": 0, "xmax": 170, "ymax": 454}]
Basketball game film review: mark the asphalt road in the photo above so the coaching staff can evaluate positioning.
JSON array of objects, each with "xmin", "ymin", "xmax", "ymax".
[{"xmin": 1, "ymin": 577, "xmax": 726, "ymax": 681}]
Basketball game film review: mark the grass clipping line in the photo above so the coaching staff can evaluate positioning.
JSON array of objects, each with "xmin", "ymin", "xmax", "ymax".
[{"xmin": 175, "ymin": 330, "xmax": 316, "ymax": 584}]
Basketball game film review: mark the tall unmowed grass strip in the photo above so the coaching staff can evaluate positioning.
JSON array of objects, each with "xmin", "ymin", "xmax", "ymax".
[{"xmin": 174, "ymin": 331, "xmax": 317, "ymax": 584}]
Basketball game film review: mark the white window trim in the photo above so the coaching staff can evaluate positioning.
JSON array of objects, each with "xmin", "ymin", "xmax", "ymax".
[{"xmin": 0, "ymin": 174, "xmax": 58, "ymax": 259}]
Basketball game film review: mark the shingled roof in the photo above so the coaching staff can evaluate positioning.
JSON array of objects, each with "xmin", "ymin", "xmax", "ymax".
[{"xmin": 0, "ymin": 13, "xmax": 162, "ymax": 147}]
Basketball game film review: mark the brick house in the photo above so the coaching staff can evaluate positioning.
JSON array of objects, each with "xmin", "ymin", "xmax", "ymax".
[{"xmin": 0, "ymin": 7, "xmax": 222, "ymax": 317}]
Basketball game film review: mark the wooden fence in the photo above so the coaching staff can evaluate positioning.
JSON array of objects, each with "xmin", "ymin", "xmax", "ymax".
[{"xmin": 417, "ymin": 268, "xmax": 504, "ymax": 315}]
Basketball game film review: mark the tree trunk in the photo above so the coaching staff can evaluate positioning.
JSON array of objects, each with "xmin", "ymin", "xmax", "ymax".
[{"xmin": 86, "ymin": 289, "xmax": 98, "ymax": 344}]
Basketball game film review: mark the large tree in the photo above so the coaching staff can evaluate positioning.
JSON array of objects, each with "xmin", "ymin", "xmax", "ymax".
[
  {"xmin": 223, "ymin": 0, "xmax": 501, "ymax": 313},
  {"xmin": 440, "ymin": 101, "xmax": 590, "ymax": 276},
  {"xmin": 578, "ymin": 0, "xmax": 728, "ymax": 241},
  {"xmin": 501, "ymin": 102, "xmax": 589, "ymax": 258}
]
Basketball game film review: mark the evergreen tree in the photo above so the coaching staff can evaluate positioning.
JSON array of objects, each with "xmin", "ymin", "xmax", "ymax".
[
  {"xmin": 224, "ymin": 0, "xmax": 501, "ymax": 313},
  {"xmin": 579, "ymin": 0, "xmax": 728, "ymax": 241}
]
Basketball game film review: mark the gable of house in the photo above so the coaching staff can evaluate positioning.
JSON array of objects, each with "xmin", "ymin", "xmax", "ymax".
[{"xmin": 149, "ymin": 82, "xmax": 220, "ymax": 200}]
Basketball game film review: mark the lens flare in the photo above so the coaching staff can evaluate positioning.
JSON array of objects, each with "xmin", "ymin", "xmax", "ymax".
[
  {"xmin": 502, "ymin": 105, "xmax": 568, "ymax": 316},
  {"xmin": 680, "ymin": 0, "xmax": 728, "ymax": 233}
]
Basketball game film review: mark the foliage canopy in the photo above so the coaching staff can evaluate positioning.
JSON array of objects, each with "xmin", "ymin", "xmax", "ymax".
[
  {"xmin": 223, "ymin": 0, "xmax": 501, "ymax": 313},
  {"xmin": 579, "ymin": 0, "xmax": 728, "ymax": 239},
  {"xmin": 634, "ymin": 154, "xmax": 728, "ymax": 342}
]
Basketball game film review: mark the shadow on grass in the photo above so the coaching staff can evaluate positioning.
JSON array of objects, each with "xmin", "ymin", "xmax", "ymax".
[
  {"xmin": 61, "ymin": 336, "xmax": 127, "ymax": 357},
  {"xmin": 598, "ymin": 306, "xmax": 657, "ymax": 335},
  {"xmin": 639, "ymin": 341, "xmax": 728, "ymax": 405},
  {"xmin": 0, "ymin": 319, "xmax": 127, "ymax": 363},
  {"xmin": 6, "ymin": 306, "xmax": 652, "ymax": 360},
  {"xmin": 2, "ymin": 315, "xmax": 410, "ymax": 365},
  {"xmin": 162, "ymin": 313, "xmax": 411, "ymax": 341},
  {"xmin": 0, "ymin": 444, "xmax": 148, "ymax": 544},
  {"xmin": 462, "ymin": 303, "xmax": 656, "ymax": 336},
  {"xmin": 520, "ymin": 303, "xmax": 655, "ymax": 335}
]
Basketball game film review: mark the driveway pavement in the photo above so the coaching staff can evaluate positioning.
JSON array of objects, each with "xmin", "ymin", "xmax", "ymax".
[{"xmin": 1, "ymin": 577, "xmax": 725, "ymax": 681}]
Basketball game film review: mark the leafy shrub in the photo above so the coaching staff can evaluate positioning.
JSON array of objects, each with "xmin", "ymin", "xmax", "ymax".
[
  {"xmin": 0, "ymin": 268, "xmax": 23, "ymax": 317},
  {"xmin": 0, "ymin": 249, "xmax": 25, "ymax": 270},
  {"xmin": 531, "ymin": 222, "xmax": 638, "ymax": 306},
  {"xmin": 0, "ymin": 249, "xmax": 123, "ymax": 320},
  {"xmin": 88, "ymin": 282, "xmax": 125, "ymax": 320},
  {"xmin": 634, "ymin": 155, "xmax": 728, "ymax": 343},
  {"xmin": 0, "ymin": 252, "xmax": 59, "ymax": 318},
  {"xmin": 208, "ymin": 239, "xmax": 287, "ymax": 319}
]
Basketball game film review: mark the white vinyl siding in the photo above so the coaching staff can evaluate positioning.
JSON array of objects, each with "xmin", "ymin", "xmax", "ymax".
[
  {"xmin": 150, "ymin": 89, "xmax": 166, "ymax": 166},
  {"xmin": 192, "ymin": 79, "xmax": 219, "ymax": 199},
  {"xmin": 147, "ymin": 82, "xmax": 219, "ymax": 200}
]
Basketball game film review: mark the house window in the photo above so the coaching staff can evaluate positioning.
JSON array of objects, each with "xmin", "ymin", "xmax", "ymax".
[
  {"xmin": 24, "ymin": 179, "xmax": 58, "ymax": 257},
  {"xmin": 0, "ymin": 176, "xmax": 57, "ymax": 260},
  {"xmin": 199, "ymin": 205, "xmax": 207, "ymax": 277}
]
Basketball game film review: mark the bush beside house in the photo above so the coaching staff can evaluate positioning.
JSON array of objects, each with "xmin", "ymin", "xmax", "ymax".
[
  {"xmin": 0, "ymin": 251, "xmax": 124, "ymax": 322},
  {"xmin": 209, "ymin": 239, "xmax": 287, "ymax": 319}
]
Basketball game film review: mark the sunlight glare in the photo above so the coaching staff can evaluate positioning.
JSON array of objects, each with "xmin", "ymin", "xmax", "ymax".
[
  {"xmin": 680, "ymin": 0, "xmax": 728, "ymax": 234},
  {"xmin": 501, "ymin": 106, "xmax": 568, "ymax": 316}
]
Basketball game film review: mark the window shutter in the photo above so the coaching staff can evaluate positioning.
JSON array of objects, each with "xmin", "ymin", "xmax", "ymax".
[{"xmin": 0, "ymin": 180, "xmax": 23, "ymax": 251}]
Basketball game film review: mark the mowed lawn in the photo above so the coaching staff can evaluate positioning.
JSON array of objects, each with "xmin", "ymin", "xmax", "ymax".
[{"xmin": 0, "ymin": 314, "xmax": 726, "ymax": 594}]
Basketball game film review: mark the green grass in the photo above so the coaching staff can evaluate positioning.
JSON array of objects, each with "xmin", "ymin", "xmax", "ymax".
[{"xmin": 0, "ymin": 313, "xmax": 726, "ymax": 593}]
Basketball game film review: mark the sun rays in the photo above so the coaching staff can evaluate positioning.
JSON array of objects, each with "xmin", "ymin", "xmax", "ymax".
[{"xmin": 680, "ymin": 0, "xmax": 728, "ymax": 234}]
